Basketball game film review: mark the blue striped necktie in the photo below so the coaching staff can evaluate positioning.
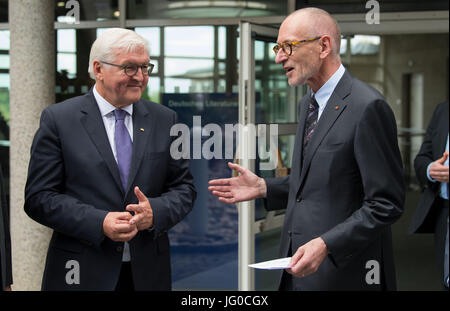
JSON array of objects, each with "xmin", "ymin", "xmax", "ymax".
[{"xmin": 302, "ymin": 96, "xmax": 319, "ymax": 161}]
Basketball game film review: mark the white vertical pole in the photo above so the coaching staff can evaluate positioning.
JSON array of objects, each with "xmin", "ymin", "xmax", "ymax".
[{"xmin": 238, "ymin": 22, "xmax": 255, "ymax": 291}]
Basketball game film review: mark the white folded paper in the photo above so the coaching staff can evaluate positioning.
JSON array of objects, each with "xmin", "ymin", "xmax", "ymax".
[{"xmin": 248, "ymin": 257, "xmax": 292, "ymax": 270}]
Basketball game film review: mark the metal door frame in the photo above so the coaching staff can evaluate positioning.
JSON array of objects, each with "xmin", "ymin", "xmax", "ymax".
[{"xmin": 238, "ymin": 21, "xmax": 282, "ymax": 291}]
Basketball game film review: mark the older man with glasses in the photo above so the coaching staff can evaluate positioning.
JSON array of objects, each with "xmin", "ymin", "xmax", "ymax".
[
  {"xmin": 209, "ymin": 7, "xmax": 404, "ymax": 291},
  {"xmin": 24, "ymin": 28, "xmax": 196, "ymax": 291}
]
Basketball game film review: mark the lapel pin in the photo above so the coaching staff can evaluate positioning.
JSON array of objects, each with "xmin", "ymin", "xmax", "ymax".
[
  {"xmin": 140, "ymin": 128, "xmax": 145, "ymax": 132},
  {"xmin": 335, "ymin": 106, "xmax": 339, "ymax": 110}
]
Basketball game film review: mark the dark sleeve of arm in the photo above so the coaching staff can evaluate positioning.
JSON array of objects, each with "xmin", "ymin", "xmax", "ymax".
[
  {"xmin": 149, "ymin": 112, "xmax": 197, "ymax": 238},
  {"xmin": 263, "ymin": 176, "xmax": 290, "ymax": 211},
  {"xmin": 24, "ymin": 109, "xmax": 108, "ymax": 247},
  {"xmin": 0, "ymin": 165, "xmax": 12, "ymax": 287},
  {"xmin": 321, "ymin": 99, "xmax": 405, "ymax": 268},
  {"xmin": 414, "ymin": 106, "xmax": 439, "ymax": 188}
]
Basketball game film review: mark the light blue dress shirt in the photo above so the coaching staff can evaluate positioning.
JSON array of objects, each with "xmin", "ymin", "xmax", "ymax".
[
  {"xmin": 426, "ymin": 134, "xmax": 449, "ymax": 200},
  {"xmin": 312, "ymin": 64, "xmax": 346, "ymax": 121}
]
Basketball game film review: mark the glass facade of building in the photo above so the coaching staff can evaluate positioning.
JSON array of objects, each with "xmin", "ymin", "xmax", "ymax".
[{"xmin": 1, "ymin": 0, "xmax": 449, "ymax": 291}]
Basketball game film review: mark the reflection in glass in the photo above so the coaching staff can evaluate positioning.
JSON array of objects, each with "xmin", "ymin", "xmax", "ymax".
[
  {"xmin": 0, "ymin": 74, "xmax": 9, "ymax": 122},
  {"xmin": 0, "ymin": 54, "xmax": 9, "ymax": 69},
  {"xmin": 165, "ymin": 58, "xmax": 214, "ymax": 78},
  {"xmin": 135, "ymin": 27, "xmax": 161, "ymax": 57},
  {"xmin": 351, "ymin": 35, "xmax": 380, "ymax": 55},
  {"xmin": 57, "ymin": 29, "xmax": 76, "ymax": 52},
  {"xmin": 218, "ymin": 79, "xmax": 226, "ymax": 92},
  {"xmin": 96, "ymin": 28, "xmax": 112, "ymax": 38},
  {"xmin": 57, "ymin": 29, "xmax": 77, "ymax": 79},
  {"xmin": 267, "ymin": 42, "xmax": 277, "ymax": 60},
  {"xmin": 149, "ymin": 59, "xmax": 158, "ymax": 74},
  {"xmin": 145, "ymin": 77, "xmax": 160, "ymax": 103},
  {"xmin": 164, "ymin": 78, "xmax": 214, "ymax": 93},
  {"xmin": 340, "ymin": 37, "xmax": 348, "ymax": 55},
  {"xmin": 255, "ymin": 41, "xmax": 265, "ymax": 60},
  {"xmin": 0, "ymin": 31, "xmax": 10, "ymax": 49},
  {"xmin": 278, "ymin": 134, "xmax": 296, "ymax": 169},
  {"xmin": 254, "ymin": 40, "xmax": 293, "ymax": 124},
  {"xmin": 57, "ymin": 53, "xmax": 76, "ymax": 78},
  {"xmin": 218, "ymin": 26, "xmax": 226, "ymax": 60},
  {"xmin": 56, "ymin": 29, "xmax": 97, "ymax": 102},
  {"xmin": 165, "ymin": 26, "xmax": 214, "ymax": 58}
]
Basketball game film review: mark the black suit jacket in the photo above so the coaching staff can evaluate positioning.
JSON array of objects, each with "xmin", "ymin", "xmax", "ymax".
[
  {"xmin": 0, "ymin": 164, "xmax": 12, "ymax": 290},
  {"xmin": 409, "ymin": 101, "xmax": 449, "ymax": 234},
  {"xmin": 265, "ymin": 70, "xmax": 405, "ymax": 290},
  {"xmin": 24, "ymin": 90, "xmax": 196, "ymax": 290}
]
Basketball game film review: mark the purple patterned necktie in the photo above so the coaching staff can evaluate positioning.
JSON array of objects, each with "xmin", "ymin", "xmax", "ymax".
[
  {"xmin": 114, "ymin": 109, "xmax": 132, "ymax": 190},
  {"xmin": 302, "ymin": 96, "xmax": 319, "ymax": 161}
]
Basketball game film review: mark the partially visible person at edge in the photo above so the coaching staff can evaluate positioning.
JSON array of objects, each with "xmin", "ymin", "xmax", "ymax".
[
  {"xmin": 1, "ymin": 164, "xmax": 12, "ymax": 291},
  {"xmin": 409, "ymin": 101, "xmax": 449, "ymax": 290}
]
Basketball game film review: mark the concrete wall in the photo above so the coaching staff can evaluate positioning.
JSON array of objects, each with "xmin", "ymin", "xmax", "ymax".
[{"xmin": 9, "ymin": 0, "xmax": 54, "ymax": 291}]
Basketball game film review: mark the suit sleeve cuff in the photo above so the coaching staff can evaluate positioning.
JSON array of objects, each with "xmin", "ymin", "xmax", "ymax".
[{"xmin": 148, "ymin": 197, "xmax": 167, "ymax": 239}]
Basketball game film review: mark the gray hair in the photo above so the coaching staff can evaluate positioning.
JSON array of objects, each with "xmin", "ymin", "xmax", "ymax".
[{"xmin": 88, "ymin": 28, "xmax": 149, "ymax": 80}]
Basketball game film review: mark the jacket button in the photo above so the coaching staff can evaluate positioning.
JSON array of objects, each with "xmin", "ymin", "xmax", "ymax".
[
  {"xmin": 296, "ymin": 197, "xmax": 301, "ymax": 202},
  {"xmin": 116, "ymin": 246, "xmax": 123, "ymax": 252}
]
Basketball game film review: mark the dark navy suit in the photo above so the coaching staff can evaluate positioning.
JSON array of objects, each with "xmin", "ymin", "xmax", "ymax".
[
  {"xmin": 409, "ymin": 101, "xmax": 449, "ymax": 288},
  {"xmin": 265, "ymin": 70, "xmax": 405, "ymax": 290},
  {"xmin": 24, "ymin": 90, "xmax": 196, "ymax": 290}
]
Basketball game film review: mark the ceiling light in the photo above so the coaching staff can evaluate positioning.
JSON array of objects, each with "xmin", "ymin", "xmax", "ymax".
[{"xmin": 168, "ymin": 1, "xmax": 267, "ymax": 10}]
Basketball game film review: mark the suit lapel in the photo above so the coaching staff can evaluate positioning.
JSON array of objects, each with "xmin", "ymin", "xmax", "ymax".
[
  {"xmin": 80, "ymin": 91, "xmax": 124, "ymax": 194},
  {"xmin": 124, "ymin": 100, "xmax": 154, "ymax": 196},
  {"xmin": 296, "ymin": 71, "xmax": 352, "ymax": 195}
]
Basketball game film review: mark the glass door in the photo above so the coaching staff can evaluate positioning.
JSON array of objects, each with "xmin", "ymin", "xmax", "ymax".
[{"xmin": 237, "ymin": 22, "xmax": 305, "ymax": 290}]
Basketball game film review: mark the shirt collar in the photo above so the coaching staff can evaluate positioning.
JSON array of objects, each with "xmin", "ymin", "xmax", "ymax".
[
  {"xmin": 93, "ymin": 84, "xmax": 133, "ymax": 117},
  {"xmin": 311, "ymin": 64, "xmax": 346, "ymax": 110}
]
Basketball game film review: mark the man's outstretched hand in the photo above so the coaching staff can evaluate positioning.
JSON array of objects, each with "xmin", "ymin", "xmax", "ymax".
[{"xmin": 208, "ymin": 162, "xmax": 267, "ymax": 204}]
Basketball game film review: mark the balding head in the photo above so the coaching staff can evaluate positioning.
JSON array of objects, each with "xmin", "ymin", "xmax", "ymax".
[
  {"xmin": 283, "ymin": 8, "xmax": 341, "ymax": 57},
  {"xmin": 275, "ymin": 7, "xmax": 342, "ymax": 90}
]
